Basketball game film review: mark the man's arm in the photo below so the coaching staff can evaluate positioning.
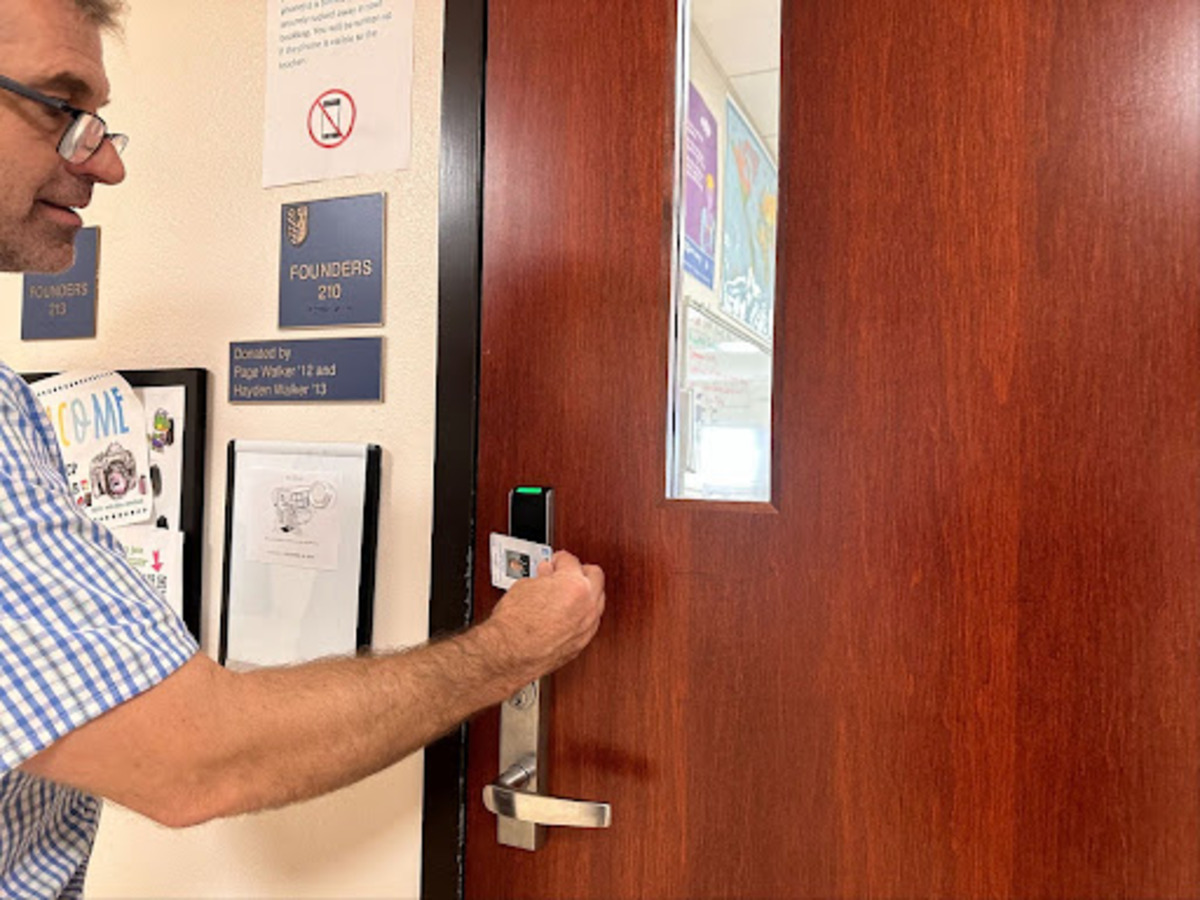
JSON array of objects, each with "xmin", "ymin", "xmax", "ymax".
[{"xmin": 20, "ymin": 552, "xmax": 605, "ymax": 828}]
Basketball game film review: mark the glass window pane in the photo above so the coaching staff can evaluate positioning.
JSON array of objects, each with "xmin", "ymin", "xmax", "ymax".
[{"xmin": 669, "ymin": 0, "xmax": 781, "ymax": 502}]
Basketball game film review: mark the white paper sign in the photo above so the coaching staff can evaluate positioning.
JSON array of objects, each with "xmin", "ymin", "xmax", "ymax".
[
  {"xmin": 31, "ymin": 371, "xmax": 153, "ymax": 527},
  {"xmin": 263, "ymin": 0, "xmax": 414, "ymax": 186},
  {"xmin": 119, "ymin": 527, "xmax": 185, "ymax": 620}
]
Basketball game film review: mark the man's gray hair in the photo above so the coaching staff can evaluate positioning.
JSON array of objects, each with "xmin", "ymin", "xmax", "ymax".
[{"xmin": 73, "ymin": 0, "xmax": 126, "ymax": 28}]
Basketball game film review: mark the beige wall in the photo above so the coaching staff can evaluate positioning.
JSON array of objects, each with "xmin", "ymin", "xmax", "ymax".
[{"xmin": 0, "ymin": 1, "xmax": 446, "ymax": 896}]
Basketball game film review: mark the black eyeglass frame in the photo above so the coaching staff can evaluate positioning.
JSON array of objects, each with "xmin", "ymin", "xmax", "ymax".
[{"xmin": 0, "ymin": 72, "xmax": 127, "ymax": 163}]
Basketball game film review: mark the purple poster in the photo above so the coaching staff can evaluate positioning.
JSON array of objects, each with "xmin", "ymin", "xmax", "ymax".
[{"xmin": 683, "ymin": 84, "xmax": 718, "ymax": 289}]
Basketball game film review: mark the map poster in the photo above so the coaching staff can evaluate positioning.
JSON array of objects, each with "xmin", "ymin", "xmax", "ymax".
[
  {"xmin": 720, "ymin": 100, "xmax": 778, "ymax": 341},
  {"xmin": 683, "ymin": 84, "xmax": 719, "ymax": 289}
]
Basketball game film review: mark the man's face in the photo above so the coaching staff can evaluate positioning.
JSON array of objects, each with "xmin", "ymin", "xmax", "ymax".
[{"xmin": 0, "ymin": 0, "xmax": 125, "ymax": 273}]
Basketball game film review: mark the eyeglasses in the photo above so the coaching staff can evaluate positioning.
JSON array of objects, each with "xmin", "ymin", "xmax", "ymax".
[{"xmin": 0, "ymin": 73, "xmax": 127, "ymax": 164}]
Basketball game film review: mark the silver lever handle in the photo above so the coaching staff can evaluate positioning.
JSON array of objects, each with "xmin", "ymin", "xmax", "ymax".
[{"xmin": 483, "ymin": 754, "xmax": 612, "ymax": 829}]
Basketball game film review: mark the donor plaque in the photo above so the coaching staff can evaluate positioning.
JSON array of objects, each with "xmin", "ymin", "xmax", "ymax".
[{"xmin": 279, "ymin": 193, "xmax": 385, "ymax": 328}]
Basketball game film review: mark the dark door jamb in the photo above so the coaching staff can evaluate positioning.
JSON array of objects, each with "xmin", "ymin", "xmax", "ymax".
[{"xmin": 422, "ymin": 1, "xmax": 486, "ymax": 898}]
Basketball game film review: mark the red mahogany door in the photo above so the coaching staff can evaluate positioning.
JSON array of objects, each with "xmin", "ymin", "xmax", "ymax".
[{"xmin": 464, "ymin": 0, "xmax": 1200, "ymax": 896}]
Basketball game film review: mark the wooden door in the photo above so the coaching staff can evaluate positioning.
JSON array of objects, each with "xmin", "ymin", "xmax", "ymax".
[{"xmin": 464, "ymin": 0, "xmax": 1200, "ymax": 896}]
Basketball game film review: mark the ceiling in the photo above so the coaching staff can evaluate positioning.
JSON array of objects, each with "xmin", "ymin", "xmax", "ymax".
[{"xmin": 691, "ymin": 0, "xmax": 781, "ymax": 159}]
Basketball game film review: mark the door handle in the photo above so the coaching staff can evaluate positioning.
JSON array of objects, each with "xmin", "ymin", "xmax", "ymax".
[
  {"xmin": 483, "ymin": 753, "xmax": 612, "ymax": 828},
  {"xmin": 484, "ymin": 678, "xmax": 612, "ymax": 850}
]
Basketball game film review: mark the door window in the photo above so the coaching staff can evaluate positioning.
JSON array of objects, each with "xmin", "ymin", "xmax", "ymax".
[{"xmin": 668, "ymin": 0, "xmax": 781, "ymax": 502}]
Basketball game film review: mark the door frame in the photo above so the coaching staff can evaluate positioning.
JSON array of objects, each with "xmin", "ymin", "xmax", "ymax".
[{"xmin": 421, "ymin": 0, "xmax": 487, "ymax": 898}]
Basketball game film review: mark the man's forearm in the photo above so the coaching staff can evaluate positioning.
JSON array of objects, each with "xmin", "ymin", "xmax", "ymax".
[
  {"xmin": 199, "ymin": 625, "xmax": 531, "ymax": 821},
  {"xmin": 24, "ymin": 623, "xmax": 533, "ymax": 828}
]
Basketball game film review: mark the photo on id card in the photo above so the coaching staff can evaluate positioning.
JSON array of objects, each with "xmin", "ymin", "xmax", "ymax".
[{"xmin": 489, "ymin": 532, "xmax": 552, "ymax": 590}]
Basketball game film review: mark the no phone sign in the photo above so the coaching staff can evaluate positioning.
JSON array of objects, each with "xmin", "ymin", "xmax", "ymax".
[{"xmin": 308, "ymin": 89, "xmax": 357, "ymax": 148}]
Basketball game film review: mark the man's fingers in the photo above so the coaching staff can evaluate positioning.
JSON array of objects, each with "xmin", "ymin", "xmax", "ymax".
[
  {"xmin": 582, "ymin": 565, "xmax": 605, "ymax": 615},
  {"xmin": 549, "ymin": 550, "xmax": 582, "ymax": 574},
  {"xmin": 581, "ymin": 563, "xmax": 604, "ymax": 593}
]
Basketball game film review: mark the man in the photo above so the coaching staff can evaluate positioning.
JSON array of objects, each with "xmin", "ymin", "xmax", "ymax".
[{"xmin": 0, "ymin": 0, "xmax": 606, "ymax": 896}]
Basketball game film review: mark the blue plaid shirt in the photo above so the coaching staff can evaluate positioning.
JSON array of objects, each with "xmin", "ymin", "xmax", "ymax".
[{"xmin": 0, "ymin": 364, "xmax": 197, "ymax": 898}]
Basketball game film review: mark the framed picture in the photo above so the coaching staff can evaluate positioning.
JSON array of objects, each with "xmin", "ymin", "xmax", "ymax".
[
  {"xmin": 23, "ymin": 368, "xmax": 209, "ymax": 641},
  {"xmin": 219, "ymin": 440, "xmax": 381, "ymax": 669}
]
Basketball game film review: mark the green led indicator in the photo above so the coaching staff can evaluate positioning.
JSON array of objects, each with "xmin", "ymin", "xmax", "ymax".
[{"xmin": 515, "ymin": 486, "xmax": 544, "ymax": 495}]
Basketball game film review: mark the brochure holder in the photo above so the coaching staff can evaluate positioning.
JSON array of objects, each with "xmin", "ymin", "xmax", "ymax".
[{"xmin": 219, "ymin": 440, "xmax": 381, "ymax": 668}]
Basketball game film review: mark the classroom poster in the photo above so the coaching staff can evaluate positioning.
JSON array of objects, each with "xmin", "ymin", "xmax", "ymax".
[
  {"xmin": 720, "ymin": 100, "xmax": 778, "ymax": 341},
  {"xmin": 683, "ymin": 84, "xmax": 719, "ymax": 289}
]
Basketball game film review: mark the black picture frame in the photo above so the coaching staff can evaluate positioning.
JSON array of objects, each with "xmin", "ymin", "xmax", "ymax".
[{"xmin": 22, "ymin": 368, "xmax": 209, "ymax": 642}]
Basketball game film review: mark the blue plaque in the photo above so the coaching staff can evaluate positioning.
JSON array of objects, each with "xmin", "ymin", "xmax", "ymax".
[
  {"xmin": 229, "ymin": 337, "xmax": 384, "ymax": 403},
  {"xmin": 22, "ymin": 227, "xmax": 99, "ymax": 340},
  {"xmin": 279, "ymin": 193, "xmax": 385, "ymax": 328}
]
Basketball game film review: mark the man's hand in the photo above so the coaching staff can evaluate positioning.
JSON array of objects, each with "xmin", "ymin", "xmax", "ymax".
[{"xmin": 474, "ymin": 551, "xmax": 606, "ymax": 686}]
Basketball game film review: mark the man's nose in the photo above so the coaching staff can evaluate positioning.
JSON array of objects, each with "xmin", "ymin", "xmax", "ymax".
[{"xmin": 67, "ymin": 138, "xmax": 127, "ymax": 186}]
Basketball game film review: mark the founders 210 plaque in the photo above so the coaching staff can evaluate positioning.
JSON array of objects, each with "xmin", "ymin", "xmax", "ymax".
[{"xmin": 279, "ymin": 193, "xmax": 385, "ymax": 328}]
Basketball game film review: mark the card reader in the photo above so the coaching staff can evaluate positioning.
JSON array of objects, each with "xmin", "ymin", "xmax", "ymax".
[{"xmin": 508, "ymin": 486, "xmax": 554, "ymax": 545}]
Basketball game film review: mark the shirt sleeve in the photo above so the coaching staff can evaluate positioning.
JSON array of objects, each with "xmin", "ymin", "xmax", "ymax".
[{"xmin": 0, "ymin": 370, "xmax": 198, "ymax": 772}]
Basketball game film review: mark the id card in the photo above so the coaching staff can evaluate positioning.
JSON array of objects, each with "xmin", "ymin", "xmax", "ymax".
[{"xmin": 489, "ymin": 532, "xmax": 553, "ymax": 590}]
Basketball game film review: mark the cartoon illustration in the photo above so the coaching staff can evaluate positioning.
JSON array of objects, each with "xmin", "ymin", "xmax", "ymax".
[
  {"xmin": 271, "ymin": 481, "xmax": 336, "ymax": 535},
  {"xmin": 89, "ymin": 443, "xmax": 144, "ymax": 499}
]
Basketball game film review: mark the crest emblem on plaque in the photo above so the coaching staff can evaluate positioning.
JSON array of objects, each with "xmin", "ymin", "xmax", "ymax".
[{"xmin": 285, "ymin": 205, "xmax": 310, "ymax": 247}]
